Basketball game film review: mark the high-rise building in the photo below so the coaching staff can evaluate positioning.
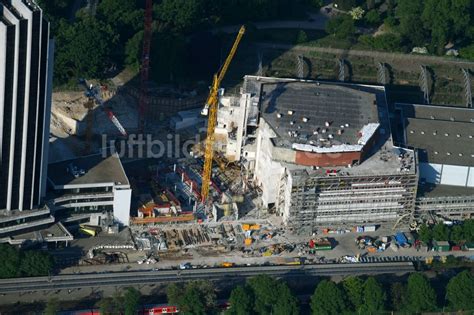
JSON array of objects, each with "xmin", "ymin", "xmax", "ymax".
[{"xmin": 0, "ymin": 0, "xmax": 53, "ymax": 212}]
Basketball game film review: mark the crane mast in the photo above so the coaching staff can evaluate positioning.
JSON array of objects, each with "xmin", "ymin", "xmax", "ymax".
[{"xmin": 201, "ymin": 26, "xmax": 245, "ymax": 202}]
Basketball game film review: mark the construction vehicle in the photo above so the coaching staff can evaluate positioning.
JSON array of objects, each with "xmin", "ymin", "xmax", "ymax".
[
  {"xmin": 200, "ymin": 26, "xmax": 245, "ymax": 202},
  {"xmin": 78, "ymin": 79, "xmax": 128, "ymax": 139},
  {"xmin": 79, "ymin": 224, "xmax": 102, "ymax": 237},
  {"xmin": 221, "ymin": 262, "xmax": 234, "ymax": 267}
]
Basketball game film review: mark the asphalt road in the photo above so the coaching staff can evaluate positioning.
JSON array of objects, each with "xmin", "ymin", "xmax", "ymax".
[{"xmin": 0, "ymin": 262, "xmax": 414, "ymax": 294}]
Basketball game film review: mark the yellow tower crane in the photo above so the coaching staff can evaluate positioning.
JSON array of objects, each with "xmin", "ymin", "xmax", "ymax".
[{"xmin": 201, "ymin": 25, "xmax": 245, "ymax": 202}]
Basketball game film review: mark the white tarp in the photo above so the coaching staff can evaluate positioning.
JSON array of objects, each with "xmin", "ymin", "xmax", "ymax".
[
  {"xmin": 441, "ymin": 165, "xmax": 470, "ymax": 186},
  {"xmin": 420, "ymin": 162, "xmax": 474, "ymax": 187}
]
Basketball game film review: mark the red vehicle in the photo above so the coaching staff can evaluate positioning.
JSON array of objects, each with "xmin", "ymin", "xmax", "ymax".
[{"xmin": 138, "ymin": 305, "xmax": 179, "ymax": 314}]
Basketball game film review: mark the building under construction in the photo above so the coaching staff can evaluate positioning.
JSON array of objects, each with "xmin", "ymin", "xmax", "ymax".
[{"xmin": 217, "ymin": 76, "xmax": 418, "ymax": 233}]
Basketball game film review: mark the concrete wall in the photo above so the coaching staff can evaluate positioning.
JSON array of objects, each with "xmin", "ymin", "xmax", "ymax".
[
  {"xmin": 254, "ymin": 120, "xmax": 284, "ymax": 207},
  {"xmin": 113, "ymin": 187, "xmax": 132, "ymax": 226}
]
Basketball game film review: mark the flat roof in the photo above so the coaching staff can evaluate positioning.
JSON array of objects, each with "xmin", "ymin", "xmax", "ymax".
[
  {"xmin": 398, "ymin": 103, "xmax": 474, "ymax": 123},
  {"xmin": 287, "ymin": 145, "xmax": 416, "ymax": 181},
  {"xmin": 398, "ymin": 103, "xmax": 474, "ymax": 166},
  {"xmin": 417, "ymin": 183, "xmax": 474, "ymax": 198},
  {"xmin": 258, "ymin": 81, "xmax": 378, "ymax": 149},
  {"xmin": 48, "ymin": 152, "xmax": 129, "ymax": 188}
]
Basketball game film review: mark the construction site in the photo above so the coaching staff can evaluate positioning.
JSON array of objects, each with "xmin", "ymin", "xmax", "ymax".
[{"xmin": 39, "ymin": 0, "xmax": 474, "ymax": 269}]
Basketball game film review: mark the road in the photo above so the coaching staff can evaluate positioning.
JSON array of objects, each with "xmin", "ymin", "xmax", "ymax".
[{"xmin": 0, "ymin": 262, "xmax": 414, "ymax": 294}]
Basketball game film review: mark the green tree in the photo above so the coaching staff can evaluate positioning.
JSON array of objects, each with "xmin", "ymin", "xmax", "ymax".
[
  {"xmin": 54, "ymin": 16, "xmax": 117, "ymax": 84},
  {"xmin": 310, "ymin": 0, "xmax": 324, "ymax": 10},
  {"xmin": 461, "ymin": 44, "xmax": 474, "ymax": 61},
  {"xmin": 446, "ymin": 270, "xmax": 474, "ymax": 311},
  {"xmin": 406, "ymin": 273, "xmax": 437, "ymax": 313},
  {"xmin": 326, "ymin": 15, "xmax": 356, "ymax": 39},
  {"xmin": 463, "ymin": 220, "xmax": 474, "ymax": 241},
  {"xmin": 342, "ymin": 276, "xmax": 364, "ymax": 311},
  {"xmin": 311, "ymin": 280, "xmax": 348, "ymax": 315},
  {"xmin": 123, "ymin": 287, "xmax": 141, "ymax": 315},
  {"xmin": 247, "ymin": 275, "xmax": 299, "ymax": 315},
  {"xmin": 418, "ymin": 224, "xmax": 433, "ymax": 243},
  {"xmin": 451, "ymin": 225, "xmax": 465, "ymax": 243},
  {"xmin": 227, "ymin": 285, "xmax": 254, "ymax": 315},
  {"xmin": 422, "ymin": 0, "xmax": 471, "ymax": 55},
  {"xmin": 296, "ymin": 30, "xmax": 308, "ymax": 44},
  {"xmin": 155, "ymin": 0, "xmax": 204, "ymax": 33},
  {"xmin": 98, "ymin": 297, "xmax": 116, "ymax": 315},
  {"xmin": 390, "ymin": 282, "xmax": 407, "ymax": 311},
  {"xmin": 125, "ymin": 31, "xmax": 144, "ymax": 70},
  {"xmin": 247, "ymin": 274, "xmax": 278, "ymax": 314},
  {"xmin": 396, "ymin": 0, "xmax": 427, "ymax": 47},
  {"xmin": 20, "ymin": 250, "xmax": 54, "ymax": 277},
  {"xmin": 44, "ymin": 297, "xmax": 59, "ymax": 315},
  {"xmin": 167, "ymin": 281, "xmax": 216, "ymax": 315},
  {"xmin": 0, "ymin": 244, "xmax": 20, "ymax": 278},
  {"xmin": 362, "ymin": 277, "xmax": 386, "ymax": 313},
  {"xmin": 365, "ymin": 10, "xmax": 381, "ymax": 25},
  {"xmin": 273, "ymin": 282, "xmax": 299, "ymax": 315},
  {"xmin": 366, "ymin": 0, "xmax": 375, "ymax": 10},
  {"xmin": 334, "ymin": 0, "xmax": 356, "ymax": 11},
  {"xmin": 433, "ymin": 223, "xmax": 450, "ymax": 241}
]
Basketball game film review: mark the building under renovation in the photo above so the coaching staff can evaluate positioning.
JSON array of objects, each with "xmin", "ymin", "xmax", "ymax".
[{"xmin": 217, "ymin": 76, "xmax": 418, "ymax": 233}]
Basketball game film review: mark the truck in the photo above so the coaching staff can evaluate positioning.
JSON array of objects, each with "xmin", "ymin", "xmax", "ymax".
[
  {"xmin": 313, "ymin": 237, "xmax": 332, "ymax": 250},
  {"xmin": 221, "ymin": 262, "xmax": 234, "ymax": 267}
]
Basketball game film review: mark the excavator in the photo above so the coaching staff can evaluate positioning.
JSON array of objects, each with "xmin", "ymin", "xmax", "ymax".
[{"xmin": 200, "ymin": 26, "xmax": 245, "ymax": 202}]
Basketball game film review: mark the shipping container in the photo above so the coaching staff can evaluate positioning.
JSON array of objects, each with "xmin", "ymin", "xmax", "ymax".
[
  {"xmin": 463, "ymin": 243, "xmax": 474, "ymax": 251},
  {"xmin": 395, "ymin": 232, "xmax": 408, "ymax": 247},
  {"xmin": 433, "ymin": 240, "xmax": 450, "ymax": 252},
  {"xmin": 364, "ymin": 225, "xmax": 377, "ymax": 232}
]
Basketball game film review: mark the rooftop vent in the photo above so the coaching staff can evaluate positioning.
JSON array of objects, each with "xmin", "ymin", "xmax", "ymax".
[
  {"xmin": 459, "ymin": 153, "xmax": 463, "ymax": 156},
  {"xmin": 420, "ymin": 131, "xmax": 425, "ymax": 134},
  {"xmin": 444, "ymin": 133, "xmax": 449, "ymax": 136},
  {"xmin": 340, "ymin": 125, "xmax": 345, "ymax": 129},
  {"xmin": 447, "ymin": 152, "xmax": 451, "ymax": 156},
  {"xmin": 328, "ymin": 134, "xmax": 334, "ymax": 139},
  {"xmin": 410, "ymin": 130, "xmax": 414, "ymax": 134},
  {"xmin": 434, "ymin": 151, "xmax": 438, "ymax": 154},
  {"xmin": 290, "ymin": 121, "xmax": 295, "ymax": 125},
  {"xmin": 345, "ymin": 123, "xmax": 349, "ymax": 127},
  {"xmin": 457, "ymin": 134, "xmax": 461, "ymax": 138},
  {"xmin": 302, "ymin": 117, "xmax": 309, "ymax": 123},
  {"xmin": 325, "ymin": 121, "xmax": 330, "ymax": 127},
  {"xmin": 433, "ymin": 131, "xmax": 437, "ymax": 135},
  {"xmin": 450, "ymin": 117, "xmax": 455, "ymax": 121},
  {"xmin": 321, "ymin": 128, "xmax": 327, "ymax": 134},
  {"xmin": 288, "ymin": 110, "xmax": 294, "ymax": 115},
  {"xmin": 469, "ymin": 135, "xmax": 473, "ymax": 139},
  {"xmin": 277, "ymin": 113, "xmax": 282, "ymax": 118}
]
